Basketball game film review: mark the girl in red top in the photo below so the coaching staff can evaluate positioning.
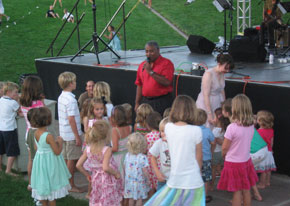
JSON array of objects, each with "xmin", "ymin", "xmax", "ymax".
[{"xmin": 257, "ymin": 110, "xmax": 276, "ymax": 189}]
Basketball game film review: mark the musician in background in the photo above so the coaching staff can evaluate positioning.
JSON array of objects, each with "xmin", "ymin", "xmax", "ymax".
[{"xmin": 260, "ymin": 0, "xmax": 283, "ymax": 48}]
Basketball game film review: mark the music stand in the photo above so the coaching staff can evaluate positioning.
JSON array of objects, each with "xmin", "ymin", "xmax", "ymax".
[
  {"xmin": 213, "ymin": 0, "xmax": 234, "ymax": 51},
  {"xmin": 278, "ymin": 2, "xmax": 290, "ymax": 56}
]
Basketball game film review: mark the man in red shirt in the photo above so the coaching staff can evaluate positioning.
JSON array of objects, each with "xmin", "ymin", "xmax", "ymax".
[{"xmin": 135, "ymin": 41, "xmax": 174, "ymax": 115}]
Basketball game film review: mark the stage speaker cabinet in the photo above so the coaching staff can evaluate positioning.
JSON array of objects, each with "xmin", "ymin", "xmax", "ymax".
[
  {"xmin": 228, "ymin": 36, "xmax": 267, "ymax": 62},
  {"xmin": 275, "ymin": 27, "xmax": 290, "ymax": 47},
  {"xmin": 186, "ymin": 35, "xmax": 216, "ymax": 54}
]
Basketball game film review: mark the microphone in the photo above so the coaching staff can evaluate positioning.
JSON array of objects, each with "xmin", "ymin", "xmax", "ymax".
[{"xmin": 143, "ymin": 57, "xmax": 151, "ymax": 71}]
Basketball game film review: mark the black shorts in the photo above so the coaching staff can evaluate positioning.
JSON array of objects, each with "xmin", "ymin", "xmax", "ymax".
[{"xmin": 0, "ymin": 130, "xmax": 20, "ymax": 157}]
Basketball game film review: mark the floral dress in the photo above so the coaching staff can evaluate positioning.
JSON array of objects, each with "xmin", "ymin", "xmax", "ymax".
[
  {"xmin": 124, "ymin": 153, "xmax": 151, "ymax": 200},
  {"xmin": 146, "ymin": 131, "xmax": 161, "ymax": 190},
  {"xmin": 86, "ymin": 146, "xmax": 123, "ymax": 206}
]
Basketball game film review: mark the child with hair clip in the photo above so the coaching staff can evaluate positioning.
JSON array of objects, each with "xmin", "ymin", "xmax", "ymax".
[
  {"xmin": 93, "ymin": 81, "xmax": 114, "ymax": 118},
  {"xmin": 77, "ymin": 120, "xmax": 123, "ymax": 206},
  {"xmin": 145, "ymin": 111, "xmax": 162, "ymax": 194},
  {"xmin": 19, "ymin": 75, "xmax": 45, "ymax": 191},
  {"xmin": 149, "ymin": 117, "xmax": 170, "ymax": 191},
  {"xmin": 111, "ymin": 105, "xmax": 132, "ymax": 180},
  {"xmin": 210, "ymin": 107, "xmax": 230, "ymax": 190},
  {"xmin": 87, "ymin": 98, "xmax": 108, "ymax": 128},
  {"xmin": 80, "ymin": 98, "xmax": 91, "ymax": 133},
  {"xmin": 29, "ymin": 107, "xmax": 71, "ymax": 206},
  {"xmin": 218, "ymin": 94, "xmax": 258, "ymax": 206},
  {"xmin": 122, "ymin": 103, "xmax": 133, "ymax": 126},
  {"xmin": 196, "ymin": 109, "xmax": 215, "ymax": 203},
  {"xmin": 124, "ymin": 132, "xmax": 151, "ymax": 206},
  {"xmin": 134, "ymin": 103, "xmax": 153, "ymax": 135},
  {"xmin": 145, "ymin": 95, "xmax": 205, "ymax": 206},
  {"xmin": 256, "ymin": 110, "xmax": 276, "ymax": 189}
]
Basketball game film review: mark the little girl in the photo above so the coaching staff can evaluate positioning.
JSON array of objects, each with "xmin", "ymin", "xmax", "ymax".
[
  {"xmin": 28, "ymin": 107, "xmax": 71, "ymax": 206},
  {"xmin": 134, "ymin": 103, "xmax": 153, "ymax": 135},
  {"xmin": 80, "ymin": 98, "xmax": 91, "ymax": 133},
  {"xmin": 211, "ymin": 107, "xmax": 229, "ymax": 190},
  {"xmin": 145, "ymin": 111, "xmax": 162, "ymax": 192},
  {"xmin": 124, "ymin": 132, "xmax": 151, "ymax": 206},
  {"xmin": 122, "ymin": 103, "xmax": 133, "ymax": 126},
  {"xmin": 104, "ymin": 25, "xmax": 122, "ymax": 51},
  {"xmin": 111, "ymin": 105, "xmax": 132, "ymax": 180},
  {"xmin": 217, "ymin": 94, "xmax": 258, "ymax": 206},
  {"xmin": 93, "ymin": 81, "xmax": 114, "ymax": 118},
  {"xmin": 77, "ymin": 120, "xmax": 123, "ymax": 206},
  {"xmin": 256, "ymin": 110, "xmax": 276, "ymax": 188},
  {"xmin": 87, "ymin": 98, "xmax": 108, "ymax": 128},
  {"xmin": 145, "ymin": 95, "xmax": 205, "ymax": 206},
  {"xmin": 19, "ymin": 75, "xmax": 45, "ymax": 191}
]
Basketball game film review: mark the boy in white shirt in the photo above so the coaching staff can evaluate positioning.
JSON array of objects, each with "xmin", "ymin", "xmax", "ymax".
[
  {"xmin": 62, "ymin": 8, "xmax": 74, "ymax": 23},
  {"xmin": 149, "ymin": 117, "xmax": 171, "ymax": 190},
  {"xmin": 58, "ymin": 72, "xmax": 83, "ymax": 193},
  {"xmin": 0, "ymin": 82, "xmax": 20, "ymax": 176}
]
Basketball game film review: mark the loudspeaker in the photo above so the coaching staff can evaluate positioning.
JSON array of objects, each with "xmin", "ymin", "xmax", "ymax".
[
  {"xmin": 229, "ymin": 36, "xmax": 267, "ymax": 62},
  {"xmin": 186, "ymin": 35, "xmax": 216, "ymax": 54}
]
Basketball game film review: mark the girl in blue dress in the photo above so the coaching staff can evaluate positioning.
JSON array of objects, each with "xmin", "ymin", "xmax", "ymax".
[{"xmin": 28, "ymin": 107, "xmax": 71, "ymax": 206}]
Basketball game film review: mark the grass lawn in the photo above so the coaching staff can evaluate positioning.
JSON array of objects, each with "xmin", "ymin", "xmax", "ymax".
[{"xmin": 0, "ymin": 171, "xmax": 88, "ymax": 206}]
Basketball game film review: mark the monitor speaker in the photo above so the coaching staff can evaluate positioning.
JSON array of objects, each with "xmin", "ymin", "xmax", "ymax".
[{"xmin": 186, "ymin": 35, "xmax": 216, "ymax": 54}]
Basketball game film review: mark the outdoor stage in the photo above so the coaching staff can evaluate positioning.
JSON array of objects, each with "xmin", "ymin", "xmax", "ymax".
[{"xmin": 36, "ymin": 45, "xmax": 290, "ymax": 175}]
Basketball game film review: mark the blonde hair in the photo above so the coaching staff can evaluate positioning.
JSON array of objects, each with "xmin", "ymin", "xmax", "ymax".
[
  {"xmin": 169, "ymin": 95, "xmax": 197, "ymax": 124},
  {"xmin": 86, "ymin": 120, "xmax": 111, "ymax": 145},
  {"xmin": 231, "ymin": 94, "xmax": 254, "ymax": 126},
  {"xmin": 0, "ymin": 82, "xmax": 5, "ymax": 96},
  {"xmin": 93, "ymin": 81, "xmax": 111, "ymax": 103},
  {"xmin": 127, "ymin": 133, "xmax": 147, "ymax": 155},
  {"xmin": 159, "ymin": 117, "xmax": 170, "ymax": 131},
  {"xmin": 135, "ymin": 103, "xmax": 153, "ymax": 126},
  {"xmin": 122, "ymin": 103, "xmax": 132, "ymax": 125},
  {"xmin": 257, "ymin": 110, "xmax": 274, "ymax": 129},
  {"xmin": 87, "ymin": 98, "xmax": 107, "ymax": 119},
  {"xmin": 58, "ymin": 72, "xmax": 76, "ymax": 90},
  {"xmin": 195, "ymin": 109, "xmax": 207, "ymax": 126},
  {"xmin": 3, "ymin": 82, "xmax": 19, "ymax": 95}
]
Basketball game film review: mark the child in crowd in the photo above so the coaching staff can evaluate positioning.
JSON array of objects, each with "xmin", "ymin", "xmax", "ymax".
[
  {"xmin": 162, "ymin": 107, "xmax": 171, "ymax": 118},
  {"xmin": 77, "ymin": 120, "xmax": 123, "ymax": 206},
  {"xmin": 87, "ymin": 98, "xmax": 108, "ymax": 128},
  {"xmin": 221, "ymin": 98, "xmax": 232, "ymax": 118},
  {"xmin": 93, "ymin": 81, "xmax": 114, "ymax": 118},
  {"xmin": 29, "ymin": 107, "xmax": 71, "ymax": 206},
  {"xmin": 145, "ymin": 95, "xmax": 205, "ymax": 206},
  {"xmin": 149, "ymin": 117, "xmax": 170, "ymax": 191},
  {"xmin": 111, "ymin": 105, "xmax": 132, "ymax": 180},
  {"xmin": 257, "ymin": 110, "xmax": 276, "ymax": 189},
  {"xmin": 0, "ymin": 82, "xmax": 20, "ymax": 176},
  {"xmin": 211, "ymin": 107, "xmax": 229, "ymax": 190},
  {"xmin": 80, "ymin": 98, "xmax": 91, "ymax": 133},
  {"xmin": 62, "ymin": 8, "xmax": 74, "ymax": 23},
  {"xmin": 196, "ymin": 109, "xmax": 215, "ymax": 203},
  {"xmin": 0, "ymin": 81, "xmax": 4, "ymax": 97},
  {"xmin": 217, "ymin": 94, "xmax": 258, "ymax": 206},
  {"xmin": 46, "ymin": 5, "xmax": 60, "ymax": 18},
  {"xmin": 145, "ymin": 111, "xmax": 162, "ymax": 193},
  {"xmin": 134, "ymin": 103, "xmax": 153, "ymax": 135},
  {"xmin": 20, "ymin": 75, "xmax": 45, "ymax": 190},
  {"xmin": 104, "ymin": 25, "xmax": 122, "ymax": 51},
  {"xmin": 124, "ymin": 133, "xmax": 151, "ymax": 206},
  {"xmin": 58, "ymin": 72, "xmax": 83, "ymax": 193},
  {"xmin": 122, "ymin": 103, "xmax": 133, "ymax": 126}
]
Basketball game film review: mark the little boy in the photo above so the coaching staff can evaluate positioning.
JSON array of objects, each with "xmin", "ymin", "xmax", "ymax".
[
  {"xmin": 149, "ymin": 117, "xmax": 170, "ymax": 190},
  {"xmin": 0, "ymin": 82, "xmax": 20, "ymax": 175},
  {"xmin": 62, "ymin": 8, "xmax": 74, "ymax": 23},
  {"xmin": 58, "ymin": 72, "xmax": 83, "ymax": 193},
  {"xmin": 196, "ymin": 109, "xmax": 215, "ymax": 203}
]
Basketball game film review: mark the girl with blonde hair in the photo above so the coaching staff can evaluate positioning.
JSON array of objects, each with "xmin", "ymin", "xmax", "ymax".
[{"xmin": 93, "ymin": 81, "xmax": 114, "ymax": 117}]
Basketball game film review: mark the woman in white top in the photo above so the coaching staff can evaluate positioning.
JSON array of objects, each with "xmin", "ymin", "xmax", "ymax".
[{"xmin": 145, "ymin": 95, "xmax": 205, "ymax": 206}]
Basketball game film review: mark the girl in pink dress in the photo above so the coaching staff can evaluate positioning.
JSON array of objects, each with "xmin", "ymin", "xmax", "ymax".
[
  {"xmin": 145, "ymin": 111, "xmax": 162, "ymax": 194},
  {"xmin": 217, "ymin": 94, "xmax": 258, "ymax": 206},
  {"xmin": 77, "ymin": 120, "xmax": 123, "ymax": 206},
  {"xmin": 256, "ymin": 110, "xmax": 276, "ymax": 189},
  {"xmin": 19, "ymin": 75, "xmax": 45, "ymax": 191}
]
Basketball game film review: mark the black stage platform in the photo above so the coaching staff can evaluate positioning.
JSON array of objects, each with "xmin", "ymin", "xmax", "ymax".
[{"xmin": 36, "ymin": 46, "xmax": 290, "ymax": 175}]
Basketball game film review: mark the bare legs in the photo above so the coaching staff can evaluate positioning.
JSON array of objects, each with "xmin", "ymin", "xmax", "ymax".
[
  {"xmin": 232, "ymin": 190, "xmax": 251, "ymax": 206},
  {"xmin": 128, "ymin": 199, "xmax": 142, "ymax": 206},
  {"xmin": 53, "ymin": 0, "xmax": 62, "ymax": 8},
  {"xmin": 40, "ymin": 200, "xmax": 56, "ymax": 206},
  {"xmin": 27, "ymin": 151, "xmax": 32, "ymax": 190},
  {"xmin": 66, "ymin": 159, "xmax": 83, "ymax": 192}
]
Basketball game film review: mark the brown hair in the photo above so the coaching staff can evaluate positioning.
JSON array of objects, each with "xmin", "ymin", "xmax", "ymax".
[
  {"xmin": 58, "ymin": 72, "xmax": 76, "ymax": 90},
  {"xmin": 87, "ymin": 98, "xmax": 107, "ymax": 119},
  {"xmin": 214, "ymin": 107, "xmax": 230, "ymax": 132},
  {"xmin": 163, "ymin": 107, "xmax": 171, "ymax": 118},
  {"xmin": 111, "ymin": 105, "xmax": 127, "ymax": 127},
  {"xmin": 122, "ymin": 103, "xmax": 132, "ymax": 125},
  {"xmin": 231, "ymin": 94, "xmax": 254, "ymax": 126},
  {"xmin": 257, "ymin": 110, "xmax": 274, "ymax": 129},
  {"xmin": 20, "ymin": 76, "xmax": 44, "ymax": 107},
  {"xmin": 145, "ymin": 111, "xmax": 162, "ymax": 131},
  {"xmin": 86, "ymin": 120, "xmax": 111, "ymax": 145},
  {"xmin": 28, "ymin": 107, "xmax": 52, "ymax": 128},
  {"xmin": 195, "ymin": 109, "xmax": 207, "ymax": 126},
  {"xmin": 3, "ymin": 82, "xmax": 19, "ymax": 95},
  {"xmin": 135, "ymin": 103, "xmax": 154, "ymax": 126},
  {"xmin": 217, "ymin": 53, "xmax": 235, "ymax": 71},
  {"xmin": 169, "ymin": 95, "xmax": 197, "ymax": 124},
  {"xmin": 221, "ymin": 98, "xmax": 232, "ymax": 117},
  {"xmin": 127, "ymin": 132, "xmax": 147, "ymax": 155},
  {"xmin": 80, "ymin": 98, "xmax": 91, "ymax": 119}
]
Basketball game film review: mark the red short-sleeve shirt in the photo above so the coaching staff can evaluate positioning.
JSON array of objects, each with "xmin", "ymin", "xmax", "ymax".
[{"xmin": 135, "ymin": 55, "xmax": 174, "ymax": 97}]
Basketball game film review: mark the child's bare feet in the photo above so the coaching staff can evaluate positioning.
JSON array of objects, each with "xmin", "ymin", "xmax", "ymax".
[
  {"xmin": 69, "ymin": 186, "xmax": 85, "ymax": 193},
  {"xmin": 253, "ymin": 193, "xmax": 263, "ymax": 201},
  {"xmin": 5, "ymin": 172, "xmax": 19, "ymax": 177},
  {"xmin": 257, "ymin": 184, "xmax": 265, "ymax": 189},
  {"xmin": 85, "ymin": 193, "xmax": 90, "ymax": 199},
  {"xmin": 27, "ymin": 184, "xmax": 32, "ymax": 191},
  {"xmin": 266, "ymin": 183, "xmax": 271, "ymax": 187}
]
